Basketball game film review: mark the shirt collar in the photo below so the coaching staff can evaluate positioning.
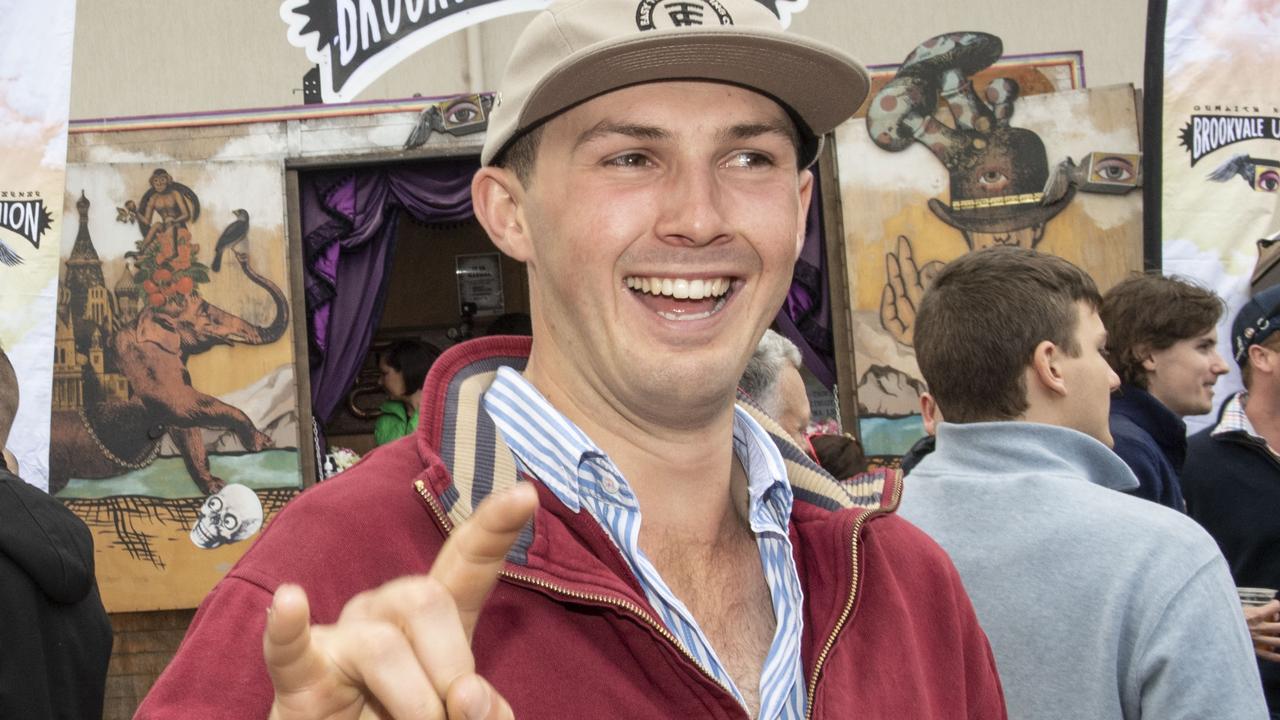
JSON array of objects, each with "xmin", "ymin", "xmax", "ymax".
[
  {"xmin": 483, "ymin": 366, "xmax": 793, "ymax": 527},
  {"xmin": 1213, "ymin": 391, "xmax": 1260, "ymax": 439}
]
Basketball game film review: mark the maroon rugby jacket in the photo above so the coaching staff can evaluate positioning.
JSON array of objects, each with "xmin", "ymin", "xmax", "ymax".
[{"xmin": 138, "ymin": 337, "xmax": 1005, "ymax": 719}]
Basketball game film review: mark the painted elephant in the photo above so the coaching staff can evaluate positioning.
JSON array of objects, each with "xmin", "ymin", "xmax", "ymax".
[{"xmin": 50, "ymin": 252, "xmax": 289, "ymax": 495}]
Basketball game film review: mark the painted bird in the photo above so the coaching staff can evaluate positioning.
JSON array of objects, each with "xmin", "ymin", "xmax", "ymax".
[
  {"xmin": 1208, "ymin": 153, "xmax": 1280, "ymax": 191},
  {"xmin": 211, "ymin": 209, "xmax": 250, "ymax": 272},
  {"xmin": 0, "ymin": 236, "xmax": 22, "ymax": 267}
]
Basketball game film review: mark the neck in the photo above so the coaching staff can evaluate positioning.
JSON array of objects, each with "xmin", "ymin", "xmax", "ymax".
[
  {"xmin": 522, "ymin": 356, "xmax": 742, "ymax": 538},
  {"xmin": 407, "ymin": 390, "xmax": 422, "ymax": 415},
  {"xmin": 1243, "ymin": 385, "xmax": 1280, "ymax": 448}
]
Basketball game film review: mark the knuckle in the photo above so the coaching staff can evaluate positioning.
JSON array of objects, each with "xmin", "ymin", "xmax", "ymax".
[{"xmin": 415, "ymin": 576, "xmax": 458, "ymax": 614}]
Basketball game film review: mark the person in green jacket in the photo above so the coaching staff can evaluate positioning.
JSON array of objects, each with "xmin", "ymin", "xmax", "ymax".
[{"xmin": 373, "ymin": 340, "xmax": 439, "ymax": 446}]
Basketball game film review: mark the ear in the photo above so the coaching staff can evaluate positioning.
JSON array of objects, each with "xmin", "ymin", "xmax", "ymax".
[
  {"xmin": 1030, "ymin": 339, "xmax": 1068, "ymax": 398},
  {"xmin": 1248, "ymin": 343, "xmax": 1275, "ymax": 376},
  {"xmin": 794, "ymin": 169, "xmax": 814, "ymax": 260},
  {"xmin": 1131, "ymin": 344, "xmax": 1158, "ymax": 374},
  {"xmin": 471, "ymin": 166, "xmax": 533, "ymax": 263},
  {"xmin": 920, "ymin": 391, "xmax": 941, "ymax": 436}
]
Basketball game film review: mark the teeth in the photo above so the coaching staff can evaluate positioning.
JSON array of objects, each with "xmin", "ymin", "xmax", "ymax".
[
  {"xmin": 658, "ymin": 295, "xmax": 729, "ymax": 321},
  {"xmin": 625, "ymin": 276, "xmax": 732, "ymax": 299}
]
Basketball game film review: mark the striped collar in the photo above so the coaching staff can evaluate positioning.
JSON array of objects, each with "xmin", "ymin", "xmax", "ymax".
[
  {"xmin": 416, "ymin": 337, "xmax": 897, "ymax": 557},
  {"xmin": 482, "ymin": 365, "xmax": 792, "ymax": 522}
]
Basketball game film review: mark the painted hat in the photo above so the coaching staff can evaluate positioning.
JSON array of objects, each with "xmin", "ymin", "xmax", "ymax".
[
  {"xmin": 927, "ymin": 126, "xmax": 1075, "ymax": 234},
  {"xmin": 480, "ymin": 0, "xmax": 869, "ymax": 168}
]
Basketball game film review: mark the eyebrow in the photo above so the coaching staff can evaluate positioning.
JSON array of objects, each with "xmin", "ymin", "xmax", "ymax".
[
  {"xmin": 571, "ymin": 120, "xmax": 799, "ymax": 152},
  {"xmin": 717, "ymin": 121, "xmax": 799, "ymax": 148},
  {"xmin": 573, "ymin": 122, "xmax": 670, "ymax": 151}
]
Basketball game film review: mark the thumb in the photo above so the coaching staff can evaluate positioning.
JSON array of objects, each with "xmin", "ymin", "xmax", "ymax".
[{"xmin": 263, "ymin": 584, "xmax": 321, "ymax": 694}]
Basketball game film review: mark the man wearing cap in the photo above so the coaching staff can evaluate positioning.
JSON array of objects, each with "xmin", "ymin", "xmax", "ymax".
[
  {"xmin": 1183, "ymin": 285, "xmax": 1280, "ymax": 717},
  {"xmin": 137, "ymin": 1, "xmax": 1005, "ymax": 718}
]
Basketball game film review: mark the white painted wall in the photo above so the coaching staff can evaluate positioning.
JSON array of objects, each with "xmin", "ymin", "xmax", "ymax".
[{"xmin": 69, "ymin": 1, "xmax": 1148, "ymax": 119}]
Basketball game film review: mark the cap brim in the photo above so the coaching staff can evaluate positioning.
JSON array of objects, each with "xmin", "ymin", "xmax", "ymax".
[{"xmin": 486, "ymin": 29, "xmax": 869, "ymax": 166}]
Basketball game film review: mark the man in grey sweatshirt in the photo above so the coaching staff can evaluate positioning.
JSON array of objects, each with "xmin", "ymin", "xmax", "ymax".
[{"xmin": 899, "ymin": 246, "xmax": 1266, "ymax": 719}]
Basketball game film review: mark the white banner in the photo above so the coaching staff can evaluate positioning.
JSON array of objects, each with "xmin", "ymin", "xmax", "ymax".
[{"xmin": 0, "ymin": 0, "xmax": 77, "ymax": 489}]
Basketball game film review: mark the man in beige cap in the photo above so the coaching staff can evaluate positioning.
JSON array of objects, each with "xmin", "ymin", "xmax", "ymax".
[{"xmin": 139, "ymin": 1, "xmax": 1005, "ymax": 718}]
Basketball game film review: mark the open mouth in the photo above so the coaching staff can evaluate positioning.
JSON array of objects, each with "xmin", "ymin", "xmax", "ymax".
[{"xmin": 624, "ymin": 276, "xmax": 734, "ymax": 321}]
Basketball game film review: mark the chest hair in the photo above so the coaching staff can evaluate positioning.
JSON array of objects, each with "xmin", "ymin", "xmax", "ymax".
[{"xmin": 645, "ymin": 530, "xmax": 778, "ymax": 717}]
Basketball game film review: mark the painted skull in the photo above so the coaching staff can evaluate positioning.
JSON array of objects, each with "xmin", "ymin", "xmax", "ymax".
[{"xmin": 190, "ymin": 483, "xmax": 263, "ymax": 549}]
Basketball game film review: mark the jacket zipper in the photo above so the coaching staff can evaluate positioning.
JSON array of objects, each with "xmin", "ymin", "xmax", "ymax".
[
  {"xmin": 413, "ymin": 480, "xmax": 739, "ymax": 705},
  {"xmin": 803, "ymin": 478, "xmax": 904, "ymax": 720}
]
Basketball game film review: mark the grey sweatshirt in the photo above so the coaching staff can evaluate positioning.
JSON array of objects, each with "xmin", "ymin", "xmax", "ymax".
[{"xmin": 899, "ymin": 421, "xmax": 1266, "ymax": 720}]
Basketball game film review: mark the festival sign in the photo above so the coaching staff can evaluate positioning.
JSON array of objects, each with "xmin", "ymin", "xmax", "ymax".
[
  {"xmin": 280, "ymin": 0, "xmax": 809, "ymax": 103},
  {"xmin": 0, "ymin": 0, "xmax": 77, "ymax": 489},
  {"xmin": 1161, "ymin": 0, "xmax": 1280, "ymax": 429}
]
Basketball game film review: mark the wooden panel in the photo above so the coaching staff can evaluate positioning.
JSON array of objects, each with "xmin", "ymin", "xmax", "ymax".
[{"xmin": 834, "ymin": 83, "xmax": 1143, "ymax": 459}]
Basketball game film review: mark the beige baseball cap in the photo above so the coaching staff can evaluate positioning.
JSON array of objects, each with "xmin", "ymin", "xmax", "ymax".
[{"xmin": 480, "ymin": 0, "xmax": 869, "ymax": 168}]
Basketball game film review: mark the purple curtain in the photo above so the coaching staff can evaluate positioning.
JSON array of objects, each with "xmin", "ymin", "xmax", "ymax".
[
  {"xmin": 300, "ymin": 159, "xmax": 478, "ymax": 424},
  {"xmin": 775, "ymin": 170, "xmax": 837, "ymax": 388}
]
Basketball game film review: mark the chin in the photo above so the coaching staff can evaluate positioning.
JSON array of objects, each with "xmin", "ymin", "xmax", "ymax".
[{"xmin": 636, "ymin": 358, "xmax": 737, "ymax": 405}]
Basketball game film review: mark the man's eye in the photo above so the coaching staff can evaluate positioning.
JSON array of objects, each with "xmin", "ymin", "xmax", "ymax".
[
  {"xmin": 726, "ymin": 151, "xmax": 772, "ymax": 169},
  {"xmin": 605, "ymin": 153, "xmax": 653, "ymax": 168}
]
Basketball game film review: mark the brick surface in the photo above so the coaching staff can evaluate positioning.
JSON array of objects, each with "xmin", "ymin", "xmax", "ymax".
[{"xmin": 103, "ymin": 609, "xmax": 196, "ymax": 720}]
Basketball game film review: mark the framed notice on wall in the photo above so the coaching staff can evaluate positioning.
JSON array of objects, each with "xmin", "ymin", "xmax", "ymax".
[{"xmin": 456, "ymin": 252, "xmax": 504, "ymax": 317}]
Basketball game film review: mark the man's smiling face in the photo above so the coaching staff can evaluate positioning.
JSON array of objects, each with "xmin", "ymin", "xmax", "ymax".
[{"xmin": 496, "ymin": 81, "xmax": 812, "ymax": 427}]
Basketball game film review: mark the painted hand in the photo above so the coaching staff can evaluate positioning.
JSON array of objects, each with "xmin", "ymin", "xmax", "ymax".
[
  {"xmin": 263, "ymin": 483, "xmax": 539, "ymax": 719},
  {"xmin": 879, "ymin": 235, "xmax": 942, "ymax": 346}
]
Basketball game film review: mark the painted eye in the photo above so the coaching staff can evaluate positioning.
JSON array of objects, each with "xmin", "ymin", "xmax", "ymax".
[
  {"xmin": 1258, "ymin": 170, "xmax": 1280, "ymax": 192},
  {"xmin": 976, "ymin": 169, "xmax": 1009, "ymax": 192},
  {"xmin": 1092, "ymin": 156, "xmax": 1135, "ymax": 182},
  {"xmin": 443, "ymin": 101, "xmax": 481, "ymax": 127},
  {"xmin": 222, "ymin": 513, "xmax": 240, "ymax": 531},
  {"xmin": 205, "ymin": 496, "xmax": 223, "ymax": 512}
]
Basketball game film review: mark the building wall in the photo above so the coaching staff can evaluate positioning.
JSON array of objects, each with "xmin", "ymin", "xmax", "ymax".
[{"xmin": 70, "ymin": 0, "xmax": 1149, "ymax": 119}]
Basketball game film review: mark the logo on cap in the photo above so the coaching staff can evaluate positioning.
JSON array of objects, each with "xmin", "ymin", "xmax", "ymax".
[{"xmin": 636, "ymin": 0, "xmax": 734, "ymax": 30}]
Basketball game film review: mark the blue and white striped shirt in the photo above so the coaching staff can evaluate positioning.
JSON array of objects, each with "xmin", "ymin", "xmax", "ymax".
[{"xmin": 483, "ymin": 367, "xmax": 807, "ymax": 720}]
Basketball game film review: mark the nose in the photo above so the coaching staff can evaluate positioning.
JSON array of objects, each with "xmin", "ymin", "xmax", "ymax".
[
  {"xmin": 1107, "ymin": 366, "xmax": 1121, "ymax": 392},
  {"xmin": 1210, "ymin": 349, "xmax": 1229, "ymax": 376},
  {"xmin": 654, "ymin": 162, "xmax": 732, "ymax": 247}
]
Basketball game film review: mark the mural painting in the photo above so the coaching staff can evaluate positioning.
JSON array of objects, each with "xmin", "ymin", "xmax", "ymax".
[
  {"xmin": 51, "ymin": 162, "xmax": 301, "ymax": 611},
  {"xmin": 836, "ymin": 33, "xmax": 1143, "ymax": 461}
]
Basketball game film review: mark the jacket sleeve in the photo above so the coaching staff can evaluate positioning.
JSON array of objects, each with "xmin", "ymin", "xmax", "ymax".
[
  {"xmin": 134, "ymin": 576, "xmax": 276, "ymax": 719},
  {"xmin": 1125, "ymin": 552, "xmax": 1268, "ymax": 719}
]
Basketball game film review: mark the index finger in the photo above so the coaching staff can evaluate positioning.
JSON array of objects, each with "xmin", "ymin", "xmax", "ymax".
[{"xmin": 428, "ymin": 482, "xmax": 539, "ymax": 641}]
